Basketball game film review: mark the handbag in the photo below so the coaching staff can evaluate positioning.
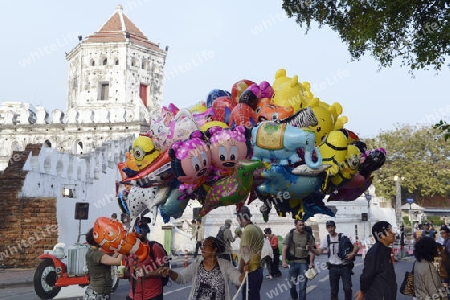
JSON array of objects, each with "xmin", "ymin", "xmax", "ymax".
[{"xmin": 400, "ymin": 262, "xmax": 415, "ymax": 296}]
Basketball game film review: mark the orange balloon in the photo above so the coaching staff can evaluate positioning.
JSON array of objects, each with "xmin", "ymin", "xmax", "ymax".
[{"xmin": 93, "ymin": 217, "xmax": 149, "ymax": 262}]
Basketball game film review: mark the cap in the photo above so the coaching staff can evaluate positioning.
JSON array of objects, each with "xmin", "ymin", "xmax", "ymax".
[
  {"xmin": 236, "ymin": 206, "xmax": 252, "ymax": 218},
  {"xmin": 326, "ymin": 220, "xmax": 336, "ymax": 227},
  {"xmin": 235, "ymin": 228, "xmax": 242, "ymax": 235},
  {"xmin": 225, "ymin": 219, "xmax": 232, "ymax": 224}
]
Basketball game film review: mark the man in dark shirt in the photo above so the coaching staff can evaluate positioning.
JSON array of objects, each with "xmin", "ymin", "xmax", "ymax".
[{"xmin": 355, "ymin": 221, "xmax": 397, "ymax": 300}]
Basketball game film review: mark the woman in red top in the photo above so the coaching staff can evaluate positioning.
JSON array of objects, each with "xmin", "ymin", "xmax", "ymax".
[{"xmin": 264, "ymin": 228, "xmax": 281, "ymax": 277}]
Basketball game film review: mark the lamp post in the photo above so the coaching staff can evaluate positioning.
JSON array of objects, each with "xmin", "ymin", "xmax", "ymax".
[
  {"xmin": 365, "ymin": 191, "xmax": 372, "ymax": 239},
  {"xmin": 394, "ymin": 176, "xmax": 404, "ymax": 230},
  {"xmin": 406, "ymin": 198, "xmax": 414, "ymax": 235}
]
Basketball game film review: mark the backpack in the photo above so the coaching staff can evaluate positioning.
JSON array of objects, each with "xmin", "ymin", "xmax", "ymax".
[
  {"xmin": 216, "ymin": 228, "xmax": 225, "ymax": 243},
  {"xmin": 327, "ymin": 233, "xmax": 355, "ymax": 261},
  {"xmin": 149, "ymin": 241, "xmax": 171, "ymax": 287},
  {"xmin": 286, "ymin": 227, "xmax": 312, "ymax": 262}
]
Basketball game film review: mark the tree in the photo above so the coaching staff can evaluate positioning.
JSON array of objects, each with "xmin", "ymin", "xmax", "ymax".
[
  {"xmin": 364, "ymin": 124, "xmax": 450, "ymax": 206},
  {"xmin": 282, "ymin": 0, "xmax": 450, "ymax": 72},
  {"xmin": 434, "ymin": 120, "xmax": 450, "ymax": 141}
]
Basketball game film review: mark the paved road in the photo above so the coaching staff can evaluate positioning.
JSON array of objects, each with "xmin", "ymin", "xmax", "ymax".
[{"xmin": 0, "ymin": 255, "xmax": 417, "ymax": 300}]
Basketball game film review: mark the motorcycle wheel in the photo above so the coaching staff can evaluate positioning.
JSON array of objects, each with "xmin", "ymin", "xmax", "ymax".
[
  {"xmin": 33, "ymin": 259, "xmax": 61, "ymax": 299},
  {"xmin": 111, "ymin": 266, "xmax": 119, "ymax": 293}
]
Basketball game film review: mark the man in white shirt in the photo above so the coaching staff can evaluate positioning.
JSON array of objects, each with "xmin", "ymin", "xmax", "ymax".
[{"xmin": 309, "ymin": 220, "xmax": 359, "ymax": 300}]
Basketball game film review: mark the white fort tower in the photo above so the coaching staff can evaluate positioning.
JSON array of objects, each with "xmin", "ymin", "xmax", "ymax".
[{"xmin": 0, "ymin": 5, "xmax": 167, "ymax": 168}]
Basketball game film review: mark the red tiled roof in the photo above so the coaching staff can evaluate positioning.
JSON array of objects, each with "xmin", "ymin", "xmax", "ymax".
[{"xmin": 84, "ymin": 5, "xmax": 162, "ymax": 52}]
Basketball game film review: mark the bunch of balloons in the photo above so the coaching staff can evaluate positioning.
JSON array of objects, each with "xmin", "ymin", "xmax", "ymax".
[{"xmin": 116, "ymin": 68, "xmax": 386, "ymax": 227}]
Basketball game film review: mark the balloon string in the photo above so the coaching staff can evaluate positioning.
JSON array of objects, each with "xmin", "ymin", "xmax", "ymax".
[{"xmin": 232, "ymin": 271, "xmax": 248, "ymax": 300}]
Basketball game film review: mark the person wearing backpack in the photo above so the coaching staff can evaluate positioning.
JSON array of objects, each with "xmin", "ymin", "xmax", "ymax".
[
  {"xmin": 308, "ymin": 220, "xmax": 359, "ymax": 300},
  {"xmin": 119, "ymin": 217, "xmax": 167, "ymax": 300},
  {"xmin": 282, "ymin": 219, "xmax": 316, "ymax": 300}
]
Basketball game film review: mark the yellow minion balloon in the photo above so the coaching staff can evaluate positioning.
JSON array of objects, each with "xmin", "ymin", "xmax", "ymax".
[
  {"xmin": 132, "ymin": 136, "xmax": 161, "ymax": 170},
  {"xmin": 329, "ymin": 144, "xmax": 361, "ymax": 188}
]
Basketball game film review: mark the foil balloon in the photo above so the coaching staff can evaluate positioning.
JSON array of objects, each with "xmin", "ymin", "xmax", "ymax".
[
  {"xmin": 124, "ymin": 185, "xmax": 171, "ymax": 228},
  {"xmin": 272, "ymin": 69, "xmax": 307, "ymax": 112},
  {"xmin": 149, "ymin": 109, "xmax": 200, "ymax": 152},
  {"xmin": 328, "ymin": 144, "xmax": 361, "ymax": 189},
  {"xmin": 198, "ymin": 159, "xmax": 263, "ymax": 217},
  {"xmin": 275, "ymin": 106, "xmax": 318, "ymax": 128},
  {"xmin": 231, "ymin": 79, "xmax": 255, "ymax": 103},
  {"xmin": 256, "ymin": 165, "xmax": 323, "ymax": 200},
  {"xmin": 120, "ymin": 150, "xmax": 172, "ymax": 187},
  {"xmin": 93, "ymin": 217, "xmax": 149, "ymax": 262},
  {"xmin": 246, "ymin": 81, "xmax": 274, "ymax": 100},
  {"xmin": 327, "ymin": 173, "xmax": 373, "ymax": 202},
  {"xmin": 302, "ymin": 192, "xmax": 335, "ymax": 221},
  {"xmin": 132, "ymin": 135, "xmax": 161, "ymax": 170},
  {"xmin": 256, "ymin": 98, "xmax": 294, "ymax": 122},
  {"xmin": 200, "ymin": 121, "xmax": 228, "ymax": 132},
  {"xmin": 193, "ymin": 107, "xmax": 216, "ymax": 128},
  {"xmin": 359, "ymin": 148, "xmax": 386, "ymax": 178},
  {"xmin": 251, "ymin": 122, "xmax": 322, "ymax": 168},
  {"xmin": 238, "ymin": 89, "xmax": 259, "ymax": 111},
  {"xmin": 161, "ymin": 103, "xmax": 180, "ymax": 126},
  {"xmin": 228, "ymin": 103, "xmax": 257, "ymax": 128},
  {"xmin": 168, "ymin": 130, "xmax": 211, "ymax": 195},
  {"xmin": 318, "ymin": 130, "xmax": 349, "ymax": 177},
  {"xmin": 205, "ymin": 125, "xmax": 252, "ymax": 179},
  {"xmin": 211, "ymin": 96, "xmax": 236, "ymax": 124},
  {"xmin": 159, "ymin": 185, "xmax": 190, "ymax": 223},
  {"xmin": 206, "ymin": 89, "xmax": 231, "ymax": 108}
]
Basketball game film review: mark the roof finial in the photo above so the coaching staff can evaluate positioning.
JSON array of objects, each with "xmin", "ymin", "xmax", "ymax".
[{"xmin": 116, "ymin": 4, "xmax": 123, "ymax": 11}]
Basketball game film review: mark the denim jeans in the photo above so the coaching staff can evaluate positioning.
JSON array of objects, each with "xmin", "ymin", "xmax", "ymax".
[
  {"xmin": 329, "ymin": 265, "xmax": 352, "ymax": 300},
  {"xmin": 241, "ymin": 267, "xmax": 263, "ymax": 300},
  {"xmin": 288, "ymin": 262, "xmax": 309, "ymax": 300}
]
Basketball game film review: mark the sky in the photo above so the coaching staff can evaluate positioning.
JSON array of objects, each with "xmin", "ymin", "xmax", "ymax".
[{"xmin": 1, "ymin": 0, "xmax": 449, "ymax": 139}]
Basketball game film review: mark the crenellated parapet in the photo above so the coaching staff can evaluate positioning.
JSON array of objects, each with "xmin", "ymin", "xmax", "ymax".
[
  {"xmin": 19, "ymin": 137, "xmax": 134, "ymax": 198},
  {"xmin": 0, "ymin": 102, "xmax": 150, "ymax": 171},
  {"xmin": 0, "ymin": 102, "xmax": 153, "ymax": 125}
]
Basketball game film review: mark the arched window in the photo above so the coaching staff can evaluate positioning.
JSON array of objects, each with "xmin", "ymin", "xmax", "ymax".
[
  {"xmin": 141, "ymin": 59, "xmax": 147, "ymax": 69},
  {"xmin": 76, "ymin": 141, "xmax": 83, "ymax": 155},
  {"xmin": 114, "ymin": 58, "xmax": 119, "ymax": 65},
  {"xmin": 131, "ymin": 57, "xmax": 136, "ymax": 67},
  {"xmin": 102, "ymin": 58, "xmax": 107, "ymax": 65},
  {"xmin": 90, "ymin": 59, "xmax": 95, "ymax": 66},
  {"xmin": 44, "ymin": 140, "xmax": 52, "ymax": 147}
]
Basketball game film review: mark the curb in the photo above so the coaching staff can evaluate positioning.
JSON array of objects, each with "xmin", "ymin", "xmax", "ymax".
[
  {"xmin": 0, "ymin": 258, "xmax": 196, "ymax": 289},
  {"xmin": 0, "ymin": 278, "xmax": 34, "ymax": 289}
]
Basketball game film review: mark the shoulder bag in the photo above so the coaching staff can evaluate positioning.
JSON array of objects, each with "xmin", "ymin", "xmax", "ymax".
[{"xmin": 399, "ymin": 262, "xmax": 415, "ymax": 296}]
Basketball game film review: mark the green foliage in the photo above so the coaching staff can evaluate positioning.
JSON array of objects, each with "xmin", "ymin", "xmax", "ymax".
[
  {"xmin": 281, "ymin": 0, "xmax": 450, "ymax": 72},
  {"xmin": 434, "ymin": 120, "xmax": 450, "ymax": 141},
  {"xmin": 367, "ymin": 124, "xmax": 450, "ymax": 205},
  {"xmin": 426, "ymin": 216, "xmax": 445, "ymax": 227}
]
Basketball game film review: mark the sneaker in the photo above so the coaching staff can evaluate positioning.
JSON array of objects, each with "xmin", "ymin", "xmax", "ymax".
[{"xmin": 265, "ymin": 275, "xmax": 273, "ymax": 279}]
